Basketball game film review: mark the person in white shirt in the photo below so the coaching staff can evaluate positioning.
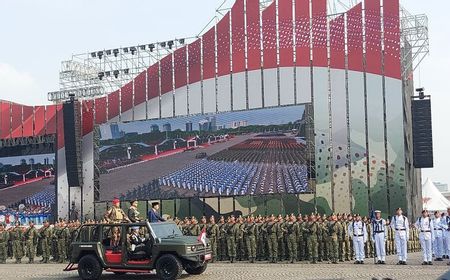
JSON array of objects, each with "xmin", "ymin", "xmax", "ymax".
[
  {"xmin": 441, "ymin": 207, "xmax": 450, "ymax": 259},
  {"xmin": 434, "ymin": 211, "xmax": 444, "ymax": 261},
  {"xmin": 371, "ymin": 210, "xmax": 387, "ymax": 264},
  {"xmin": 391, "ymin": 207, "xmax": 409, "ymax": 265},
  {"xmin": 348, "ymin": 214, "xmax": 367, "ymax": 264},
  {"xmin": 415, "ymin": 210, "xmax": 434, "ymax": 265}
]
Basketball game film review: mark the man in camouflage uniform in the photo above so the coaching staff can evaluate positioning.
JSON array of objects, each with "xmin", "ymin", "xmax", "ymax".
[
  {"xmin": 218, "ymin": 216, "xmax": 227, "ymax": 261},
  {"xmin": 316, "ymin": 215, "xmax": 324, "ymax": 262},
  {"xmin": 223, "ymin": 215, "xmax": 238, "ymax": 263},
  {"xmin": 104, "ymin": 198, "xmax": 131, "ymax": 223},
  {"xmin": 38, "ymin": 220, "xmax": 52, "ymax": 263},
  {"xmin": 187, "ymin": 216, "xmax": 200, "ymax": 236},
  {"xmin": 326, "ymin": 213, "xmax": 342, "ymax": 264},
  {"xmin": 127, "ymin": 200, "xmax": 142, "ymax": 223},
  {"xmin": 236, "ymin": 216, "xmax": 245, "ymax": 261},
  {"xmin": 264, "ymin": 214, "xmax": 279, "ymax": 263},
  {"xmin": 257, "ymin": 216, "xmax": 267, "ymax": 261},
  {"xmin": 244, "ymin": 215, "xmax": 257, "ymax": 263},
  {"xmin": 206, "ymin": 216, "xmax": 219, "ymax": 262},
  {"xmin": 286, "ymin": 214, "xmax": 299, "ymax": 263},
  {"xmin": 338, "ymin": 214, "xmax": 349, "ymax": 261},
  {"xmin": 304, "ymin": 214, "xmax": 319, "ymax": 264},
  {"xmin": 10, "ymin": 221, "xmax": 24, "ymax": 263},
  {"xmin": 364, "ymin": 216, "xmax": 373, "ymax": 258},
  {"xmin": 277, "ymin": 215, "xmax": 287, "ymax": 261},
  {"xmin": 24, "ymin": 220, "xmax": 38, "ymax": 263},
  {"xmin": 57, "ymin": 220, "xmax": 70, "ymax": 263},
  {"xmin": 199, "ymin": 216, "xmax": 208, "ymax": 233},
  {"xmin": 0, "ymin": 223, "xmax": 8, "ymax": 264},
  {"xmin": 296, "ymin": 214, "xmax": 305, "ymax": 261}
]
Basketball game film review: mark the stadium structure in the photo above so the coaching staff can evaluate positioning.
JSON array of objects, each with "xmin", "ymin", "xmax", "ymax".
[{"xmin": 0, "ymin": 0, "xmax": 431, "ymax": 220}]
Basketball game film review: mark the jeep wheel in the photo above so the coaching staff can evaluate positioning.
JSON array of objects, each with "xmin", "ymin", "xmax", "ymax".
[
  {"xmin": 78, "ymin": 255, "xmax": 103, "ymax": 280},
  {"xmin": 185, "ymin": 263, "xmax": 207, "ymax": 275},
  {"xmin": 156, "ymin": 254, "xmax": 183, "ymax": 280}
]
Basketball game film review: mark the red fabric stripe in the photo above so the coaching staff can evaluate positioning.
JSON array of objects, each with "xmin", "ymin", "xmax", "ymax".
[
  {"xmin": 121, "ymin": 81, "xmax": 133, "ymax": 113},
  {"xmin": 202, "ymin": 27, "xmax": 216, "ymax": 80},
  {"xmin": 46, "ymin": 105, "xmax": 57, "ymax": 135},
  {"xmin": 232, "ymin": 0, "xmax": 246, "ymax": 73},
  {"xmin": 108, "ymin": 90, "xmax": 120, "ymax": 120},
  {"xmin": 0, "ymin": 101, "xmax": 10, "ymax": 139},
  {"xmin": 347, "ymin": 4, "xmax": 364, "ymax": 72},
  {"xmin": 312, "ymin": 0, "xmax": 327, "ymax": 67},
  {"xmin": 82, "ymin": 99, "xmax": 94, "ymax": 136},
  {"xmin": 246, "ymin": 0, "xmax": 261, "ymax": 71},
  {"xmin": 188, "ymin": 39, "xmax": 201, "ymax": 84},
  {"xmin": 217, "ymin": 12, "xmax": 231, "ymax": 76},
  {"xmin": 262, "ymin": 2, "xmax": 277, "ymax": 69},
  {"xmin": 295, "ymin": 0, "xmax": 310, "ymax": 67},
  {"xmin": 95, "ymin": 96, "xmax": 107, "ymax": 125},
  {"xmin": 34, "ymin": 105, "xmax": 45, "ymax": 136},
  {"xmin": 147, "ymin": 63, "xmax": 160, "ymax": 99},
  {"xmin": 365, "ymin": 0, "xmax": 382, "ymax": 75},
  {"xmin": 134, "ymin": 71, "xmax": 147, "ymax": 105},
  {"xmin": 279, "ymin": 0, "xmax": 294, "ymax": 67},
  {"xmin": 383, "ymin": 0, "xmax": 401, "ymax": 79},
  {"xmin": 174, "ymin": 46, "xmax": 187, "ymax": 88},
  {"xmin": 22, "ymin": 105, "xmax": 34, "ymax": 137},
  {"xmin": 330, "ymin": 15, "xmax": 345, "ymax": 69},
  {"xmin": 11, "ymin": 103, "xmax": 22, "ymax": 138},
  {"xmin": 160, "ymin": 54, "xmax": 173, "ymax": 94}
]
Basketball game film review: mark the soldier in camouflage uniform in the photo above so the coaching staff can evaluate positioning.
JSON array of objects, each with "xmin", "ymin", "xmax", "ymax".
[
  {"xmin": 188, "ymin": 216, "xmax": 200, "ymax": 236},
  {"xmin": 244, "ymin": 215, "xmax": 257, "ymax": 263},
  {"xmin": 304, "ymin": 214, "xmax": 319, "ymax": 264},
  {"xmin": 277, "ymin": 215, "xmax": 286, "ymax": 261},
  {"xmin": 236, "ymin": 216, "xmax": 245, "ymax": 261},
  {"xmin": 364, "ymin": 216, "xmax": 373, "ymax": 258},
  {"xmin": 104, "ymin": 198, "xmax": 131, "ymax": 223},
  {"xmin": 58, "ymin": 220, "xmax": 70, "ymax": 263},
  {"xmin": 0, "ymin": 223, "xmax": 8, "ymax": 264},
  {"xmin": 24, "ymin": 221, "xmax": 38, "ymax": 264},
  {"xmin": 326, "ymin": 213, "xmax": 342, "ymax": 264},
  {"xmin": 218, "ymin": 216, "xmax": 227, "ymax": 261},
  {"xmin": 257, "ymin": 216, "xmax": 267, "ymax": 261},
  {"xmin": 286, "ymin": 214, "xmax": 299, "ymax": 263},
  {"xmin": 38, "ymin": 220, "xmax": 52, "ymax": 263},
  {"xmin": 223, "ymin": 215, "xmax": 238, "ymax": 263},
  {"xmin": 10, "ymin": 221, "xmax": 24, "ymax": 263},
  {"xmin": 316, "ymin": 215, "xmax": 324, "ymax": 262},
  {"xmin": 264, "ymin": 214, "xmax": 279, "ymax": 263},
  {"xmin": 339, "ymin": 214, "xmax": 349, "ymax": 261},
  {"xmin": 296, "ymin": 214, "xmax": 305, "ymax": 261},
  {"xmin": 206, "ymin": 216, "xmax": 219, "ymax": 262}
]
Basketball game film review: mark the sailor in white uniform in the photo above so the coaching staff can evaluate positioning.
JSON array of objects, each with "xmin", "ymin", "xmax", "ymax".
[
  {"xmin": 391, "ymin": 207, "xmax": 409, "ymax": 265},
  {"xmin": 371, "ymin": 210, "xmax": 387, "ymax": 264},
  {"xmin": 442, "ymin": 207, "xmax": 450, "ymax": 259},
  {"xmin": 434, "ymin": 211, "xmax": 444, "ymax": 261},
  {"xmin": 348, "ymin": 214, "xmax": 367, "ymax": 264},
  {"xmin": 415, "ymin": 210, "xmax": 434, "ymax": 265}
]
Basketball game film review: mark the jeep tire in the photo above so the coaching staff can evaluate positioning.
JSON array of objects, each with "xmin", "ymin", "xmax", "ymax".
[
  {"xmin": 156, "ymin": 254, "xmax": 183, "ymax": 280},
  {"xmin": 185, "ymin": 263, "xmax": 207, "ymax": 275},
  {"xmin": 78, "ymin": 255, "xmax": 103, "ymax": 280}
]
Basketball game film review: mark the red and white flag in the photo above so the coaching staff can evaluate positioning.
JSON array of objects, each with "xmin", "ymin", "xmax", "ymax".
[{"xmin": 198, "ymin": 227, "xmax": 207, "ymax": 246}]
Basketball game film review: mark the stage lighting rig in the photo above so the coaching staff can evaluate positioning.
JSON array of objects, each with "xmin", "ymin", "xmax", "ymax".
[
  {"xmin": 123, "ymin": 68, "xmax": 129, "ymax": 74},
  {"xmin": 160, "ymin": 42, "xmax": 166, "ymax": 48},
  {"xmin": 178, "ymin": 38, "xmax": 185, "ymax": 44},
  {"xmin": 123, "ymin": 47, "xmax": 129, "ymax": 53},
  {"xmin": 113, "ymin": 49, "xmax": 119, "ymax": 57},
  {"xmin": 130, "ymin": 46, "xmax": 137, "ymax": 55},
  {"xmin": 97, "ymin": 51, "xmax": 103, "ymax": 59},
  {"xmin": 113, "ymin": 70, "xmax": 119, "ymax": 78},
  {"xmin": 139, "ymin": 45, "xmax": 146, "ymax": 50},
  {"xmin": 105, "ymin": 71, "xmax": 110, "ymax": 77},
  {"xmin": 91, "ymin": 52, "xmax": 96, "ymax": 58},
  {"xmin": 98, "ymin": 72, "xmax": 104, "ymax": 80},
  {"xmin": 106, "ymin": 49, "xmax": 112, "ymax": 55},
  {"xmin": 168, "ymin": 40, "xmax": 174, "ymax": 49},
  {"xmin": 149, "ymin": 44, "xmax": 155, "ymax": 52}
]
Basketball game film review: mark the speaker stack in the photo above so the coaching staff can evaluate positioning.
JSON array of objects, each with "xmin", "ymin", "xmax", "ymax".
[{"xmin": 63, "ymin": 96, "xmax": 83, "ymax": 187}]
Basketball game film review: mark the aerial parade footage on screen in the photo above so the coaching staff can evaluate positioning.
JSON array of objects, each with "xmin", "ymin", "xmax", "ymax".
[{"xmin": 96, "ymin": 104, "xmax": 313, "ymax": 199}]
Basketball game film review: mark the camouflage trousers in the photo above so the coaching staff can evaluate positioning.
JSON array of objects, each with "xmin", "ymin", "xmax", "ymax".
[
  {"xmin": 58, "ymin": 239, "xmax": 67, "ymax": 262},
  {"xmin": 287, "ymin": 234, "xmax": 297, "ymax": 261},
  {"xmin": 25, "ymin": 240, "xmax": 35, "ymax": 261},
  {"xmin": 0, "ymin": 243, "xmax": 7, "ymax": 263},
  {"xmin": 218, "ymin": 238, "xmax": 227, "ymax": 260},
  {"xmin": 246, "ymin": 235, "xmax": 256, "ymax": 259},
  {"xmin": 297, "ymin": 237, "xmax": 305, "ymax": 260},
  {"xmin": 13, "ymin": 240, "xmax": 24, "ymax": 261},
  {"xmin": 307, "ymin": 236, "xmax": 318, "ymax": 260},
  {"xmin": 209, "ymin": 237, "xmax": 217, "ymax": 260},
  {"xmin": 41, "ymin": 238, "xmax": 51, "ymax": 262},
  {"xmin": 267, "ymin": 234, "xmax": 278, "ymax": 260},
  {"xmin": 226, "ymin": 237, "xmax": 236, "ymax": 258},
  {"xmin": 339, "ymin": 238, "xmax": 351, "ymax": 261},
  {"xmin": 236, "ymin": 238, "xmax": 245, "ymax": 260},
  {"xmin": 327, "ymin": 238, "xmax": 339, "ymax": 263}
]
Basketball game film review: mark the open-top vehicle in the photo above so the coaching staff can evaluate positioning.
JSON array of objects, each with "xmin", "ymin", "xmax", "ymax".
[{"xmin": 65, "ymin": 221, "xmax": 211, "ymax": 280}]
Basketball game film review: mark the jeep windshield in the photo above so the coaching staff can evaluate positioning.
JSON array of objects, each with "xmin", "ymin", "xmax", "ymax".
[{"xmin": 151, "ymin": 222, "xmax": 183, "ymax": 238}]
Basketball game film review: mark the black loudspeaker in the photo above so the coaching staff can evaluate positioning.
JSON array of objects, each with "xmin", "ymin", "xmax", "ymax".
[
  {"xmin": 63, "ymin": 100, "xmax": 83, "ymax": 187},
  {"xmin": 412, "ymin": 98, "xmax": 433, "ymax": 168}
]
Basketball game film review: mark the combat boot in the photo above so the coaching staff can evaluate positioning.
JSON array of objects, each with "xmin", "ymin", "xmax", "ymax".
[
  {"xmin": 230, "ymin": 257, "xmax": 235, "ymax": 263},
  {"xmin": 311, "ymin": 258, "xmax": 317, "ymax": 264}
]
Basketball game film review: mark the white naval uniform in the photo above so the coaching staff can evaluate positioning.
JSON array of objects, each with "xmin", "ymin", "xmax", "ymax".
[
  {"xmin": 442, "ymin": 216, "xmax": 450, "ymax": 256},
  {"xmin": 348, "ymin": 220, "xmax": 367, "ymax": 262},
  {"xmin": 372, "ymin": 218, "xmax": 387, "ymax": 262},
  {"xmin": 433, "ymin": 217, "xmax": 444, "ymax": 258},
  {"xmin": 391, "ymin": 215, "xmax": 409, "ymax": 262},
  {"xmin": 415, "ymin": 216, "xmax": 434, "ymax": 262}
]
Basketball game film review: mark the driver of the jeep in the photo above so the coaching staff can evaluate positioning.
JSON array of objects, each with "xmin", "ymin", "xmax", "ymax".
[{"xmin": 129, "ymin": 226, "xmax": 147, "ymax": 254}]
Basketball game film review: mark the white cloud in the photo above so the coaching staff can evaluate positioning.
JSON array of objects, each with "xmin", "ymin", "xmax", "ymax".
[{"xmin": 0, "ymin": 63, "xmax": 47, "ymax": 105}]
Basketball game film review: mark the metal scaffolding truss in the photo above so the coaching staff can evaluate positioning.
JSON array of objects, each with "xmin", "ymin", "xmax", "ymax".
[{"xmin": 400, "ymin": 7, "xmax": 430, "ymax": 78}]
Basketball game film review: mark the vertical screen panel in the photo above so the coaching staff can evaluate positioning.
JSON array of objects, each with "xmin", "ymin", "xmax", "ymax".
[
  {"xmin": 120, "ymin": 81, "xmax": 133, "ymax": 121},
  {"xmin": 279, "ymin": 0, "xmax": 294, "ymax": 67},
  {"xmin": 295, "ymin": 0, "xmax": 310, "ymax": 67},
  {"xmin": 134, "ymin": 71, "xmax": 147, "ymax": 105},
  {"xmin": 232, "ymin": 0, "xmax": 246, "ymax": 73},
  {"xmin": 11, "ymin": 103, "xmax": 22, "ymax": 138},
  {"xmin": 22, "ymin": 105, "xmax": 33, "ymax": 137},
  {"xmin": 384, "ymin": 0, "xmax": 401, "ymax": 80},
  {"xmin": 330, "ymin": 16, "xmax": 345, "ymax": 70},
  {"xmin": 217, "ymin": 12, "xmax": 231, "ymax": 77},
  {"xmin": 365, "ymin": 0, "xmax": 382, "ymax": 75},
  {"xmin": 147, "ymin": 63, "xmax": 160, "ymax": 119},
  {"xmin": 94, "ymin": 96, "xmax": 107, "ymax": 125},
  {"xmin": 262, "ymin": 3, "xmax": 277, "ymax": 69},
  {"xmin": 0, "ymin": 101, "xmax": 10, "ymax": 139},
  {"xmin": 108, "ymin": 90, "xmax": 120, "ymax": 121},
  {"xmin": 174, "ymin": 47, "xmax": 187, "ymax": 88},
  {"xmin": 347, "ymin": 4, "xmax": 364, "ymax": 72},
  {"xmin": 34, "ymin": 105, "xmax": 45, "ymax": 136},
  {"xmin": 46, "ymin": 105, "xmax": 57, "ymax": 135},
  {"xmin": 246, "ymin": 0, "xmax": 261, "ymax": 71},
  {"xmin": 311, "ymin": 0, "xmax": 327, "ymax": 67},
  {"xmin": 188, "ymin": 39, "xmax": 202, "ymax": 114},
  {"xmin": 160, "ymin": 54, "xmax": 174, "ymax": 94},
  {"xmin": 82, "ymin": 99, "xmax": 94, "ymax": 136},
  {"xmin": 202, "ymin": 28, "xmax": 217, "ymax": 114}
]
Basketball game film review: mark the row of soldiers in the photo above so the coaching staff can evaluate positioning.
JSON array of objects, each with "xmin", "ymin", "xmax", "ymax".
[
  {"xmin": 176, "ymin": 212, "xmax": 420, "ymax": 263},
  {"xmin": 0, "ymin": 220, "xmax": 80, "ymax": 264}
]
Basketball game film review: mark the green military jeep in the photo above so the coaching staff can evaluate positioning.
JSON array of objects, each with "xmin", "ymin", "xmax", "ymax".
[{"xmin": 65, "ymin": 221, "xmax": 211, "ymax": 280}]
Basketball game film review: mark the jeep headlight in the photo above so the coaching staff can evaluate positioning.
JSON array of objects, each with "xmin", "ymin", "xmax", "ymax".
[{"xmin": 186, "ymin": 245, "xmax": 197, "ymax": 253}]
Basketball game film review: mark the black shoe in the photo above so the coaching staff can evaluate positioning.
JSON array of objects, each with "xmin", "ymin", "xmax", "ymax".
[
  {"xmin": 436, "ymin": 258, "xmax": 443, "ymax": 261},
  {"xmin": 381, "ymin": 261, "xmax": 386, "ymax": 264},
  {"xmin": 428, "ymin": 261, "xmax": 433, "ymax": 265},
  {"xmin": 354, "ymin": 261, "xmax": 360, "ymax": 264},
  {"xmin": 397, "ymin": 261, "xmax": 403, "ymax": 265},
  {"xmin": 422, "ymin": 261, "xmax": 428, "ymax": 265},
  {"xmin": 402, "ymin": 261, "xmax": 407, "ymax": 265},
  {"xmin": 360, "ymin": 261, "xmax": 364, "ymax": 264}
]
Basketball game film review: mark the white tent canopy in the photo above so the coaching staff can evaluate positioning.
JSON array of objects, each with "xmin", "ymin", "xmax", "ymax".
[{"xmin": 422, "ymin": 178, "xmax": 450, "ymax": 211}]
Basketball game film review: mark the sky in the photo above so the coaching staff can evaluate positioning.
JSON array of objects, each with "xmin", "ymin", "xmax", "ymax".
[{"xmin": 0, "ymin": 0, "xmax": 448, "ymax": 185}]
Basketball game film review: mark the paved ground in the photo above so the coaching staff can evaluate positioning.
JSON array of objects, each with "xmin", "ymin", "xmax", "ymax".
[{"xmin": 0, "ymin": 252, "xmax": 449, "ymax": 280}]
